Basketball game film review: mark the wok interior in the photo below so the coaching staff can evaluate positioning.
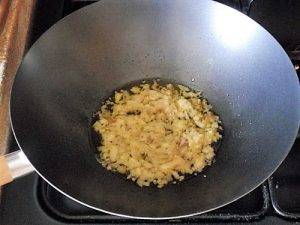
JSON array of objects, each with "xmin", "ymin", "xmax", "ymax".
[
  {"xmin": 89, "ymin": 78, "xmax": 224, "ymax": 183},
  {"xmin": 10, "ymin": 0, "xmax": 299, "ymax": 218}
]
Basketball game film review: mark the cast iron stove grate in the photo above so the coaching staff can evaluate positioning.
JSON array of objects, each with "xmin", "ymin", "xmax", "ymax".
[
  {"xmin": 37, "ymin": 180, "xmax": 270, "ymax": 223},
  {"xmin": 268, "ymin": 139, "xmax": 300, "ymax": 220}
]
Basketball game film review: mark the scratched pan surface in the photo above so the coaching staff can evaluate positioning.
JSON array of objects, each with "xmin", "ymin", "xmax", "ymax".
[{"xmin": 10, "ymin": 0, "xmax": 300, "ymax": 219}]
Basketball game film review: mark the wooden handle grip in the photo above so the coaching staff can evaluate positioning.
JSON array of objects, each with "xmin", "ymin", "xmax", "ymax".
[{"xmin": 0, "ymin": 155, "xmax": 13, "ymax": 185}]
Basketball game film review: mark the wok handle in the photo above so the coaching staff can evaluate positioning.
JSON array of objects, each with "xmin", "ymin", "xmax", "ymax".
[{"xmin": 0, "ymin": 150, "xmax": 34, "ymax": 186}]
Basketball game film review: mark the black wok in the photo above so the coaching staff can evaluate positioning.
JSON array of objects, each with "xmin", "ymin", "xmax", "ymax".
[{"xmin": 6, "ymin": 0, "xmax": 300, "ymax": 219}]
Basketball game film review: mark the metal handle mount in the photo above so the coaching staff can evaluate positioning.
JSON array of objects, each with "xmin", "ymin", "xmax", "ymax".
[{"xmin": 0, "ymin": 150, "xmax": 34, "ymax": 186}]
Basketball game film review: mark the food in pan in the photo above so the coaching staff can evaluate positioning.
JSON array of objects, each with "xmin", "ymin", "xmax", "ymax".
[{"xmin": 93, "ymin": 81, "xmax": 222, "ymax": 187}]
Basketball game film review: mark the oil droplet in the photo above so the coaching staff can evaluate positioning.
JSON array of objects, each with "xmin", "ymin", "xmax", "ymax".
[{"xmin": 191, "ymin": 78, "xmax": 195, "ymax": 82}]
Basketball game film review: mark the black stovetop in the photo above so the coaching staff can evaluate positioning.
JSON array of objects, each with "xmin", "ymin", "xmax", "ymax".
[{"xmin": 0, "ymin": 0, "xmax": 299, "ymax": 224}]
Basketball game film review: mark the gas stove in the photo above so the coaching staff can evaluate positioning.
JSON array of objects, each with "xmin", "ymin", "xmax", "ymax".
[{"xmin": 0, "ymin": 0, "xmax": 299, "ymax": 224}]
